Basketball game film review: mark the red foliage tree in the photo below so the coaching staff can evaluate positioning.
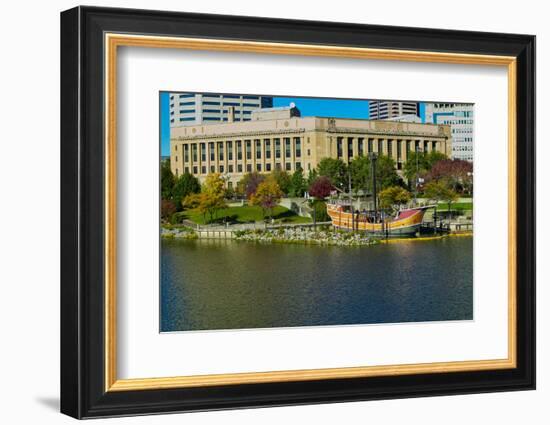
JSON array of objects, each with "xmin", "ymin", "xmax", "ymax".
[
  {"xmin": 161, "ymin": 199, "xmax": 177, "ymax": 220},
  {"xmin": 425, "ymin": 159, "xmax": 473, "ymax": 193},
  {"xmin": 308, "ymin": 176, "xmax": 334, "ymax": 200}
]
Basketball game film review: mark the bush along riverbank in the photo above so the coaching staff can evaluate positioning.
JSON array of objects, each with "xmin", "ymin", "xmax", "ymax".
[{"xmin": 234, "ymin": 226, "xmax": 377, "ymax": 246}]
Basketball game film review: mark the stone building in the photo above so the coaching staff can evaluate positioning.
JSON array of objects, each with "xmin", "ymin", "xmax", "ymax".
[{"xmin": 170, "ymin": 106, "xmax": 451, "ymax": 187}]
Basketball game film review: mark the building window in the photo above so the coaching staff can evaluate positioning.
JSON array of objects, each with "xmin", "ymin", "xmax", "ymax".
[
  {"xmin": 183, "ymin": 145, "xmax": 189, "ymax": 162},
  {"xmin": 227, "ymin": 141, "xmax": 233, "ymax": 161},
  {"xmin": 368, "ymin": 138, "xmax": 373, "ymax": 153},
  {"xmin": 220, "ymin": 165, "xmax": 224, "ymax": 173},
  {"xmin": 275, "ymin": 163, "xmax": 281, "ymax": 171},
  {"xmin": 228, "ymin": 164, "xmax": 234, "ymax": 173},
  {"xmin": 237, "ymin": 164, "xmax": 243, "ymax": 173},
  {"xmin": 285, "ymin": 162, "xmax": 291, "ymax": 171},
  {"xmin": 218, "ymin": 142, "xmax": 224, "ymax": 161},
  {"xmin": 432, "ymin": 141, "xmax": 437, "ymax": 151},
  {"xmin": 184, "ymin": 167, "xmax": 189, "ymax": 173},
  {"xmin": 284, "ymin": 138, "xmax": 291, "ymax": 158},
  {"xmin": 307, "ymin": 149, "xmax": 311, "ymax": 156},
  {"xmin": 200, "ymin": 143, "xmax": 206, "ymax": 162},
  {"xmin": 266, "ymin": 163, "xmax": 271, "ymax": 172},
  {"xmin": 378, "ymin": 139, "xmax": 383, "ymax": 154},
  {"xmin": 275, "ymin": 139, "xmax": 281, "ymax": 159},
  {"xmin": 295, "ymin": 162, "xmax": 301, "ymax": 170},
  {"xmin": 256, "ymin": 164, "xmax": 262, "ymax": 171},
  {"xmin": 236, "ymin": 141, "xmax": 242, "ymax": 160},
  {"xmin": 255, "ymin": 139, "xmax": 262, "ymax": 159},
  {"xmin": 210, "ymin": 165, "xmax": 215, "ymax": 173},
  {"xmin": 245, "ymin": 140, "xmax": 252, "ymax": 160},
  {"xmin": 265, "ymin": 139, "xmax": 271, "ymax": 159},
  {"xmin": 246, "ymin": 164, "xmax": 252, "ymax": 172},
  {"xmin": 387, "ymin": 140, "xmax": 393, "ymax": 157},
  {"xmin": 337, "ymin": 137, "xmax": 343, "ymax": 158},
  {"xmin": 192, "ymin": 145, "xmax": 197, "ymax": 162},
  {"xmin": 397, "ymin": 140, "xmax": 402, "ymax": 160},
  {"xmin": 358, "ymin": 138, "xmax": 364, "ymax": 156},
  {"xmin": 295, "ymin": 137, "xmax": 301, "ymax": 158},
  {"xmin": 193, "ymin": 166, "xmax": 198, "ymax": 174},
  {"xmin": 175, "ymin": 156, "xmax": 178, "ymax": 163},
  {"xmin": 209, "ymin": 142, "xmax": 215, "ymax": 161},
  {"xmin": 347, "ymin": 137, "xmax": 353, "ymax": 158}
]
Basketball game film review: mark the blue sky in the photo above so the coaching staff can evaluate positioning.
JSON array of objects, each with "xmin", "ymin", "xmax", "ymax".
[{"xmin": 160, "ymin": 93, "xmax": 426, "ymax": 156}]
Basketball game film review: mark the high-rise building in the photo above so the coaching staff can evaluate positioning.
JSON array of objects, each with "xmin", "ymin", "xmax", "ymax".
[
  {"xmin": 169, "ymin": 93, "xmax": 273, "ymax": 127},
  {"xmin": 368, "ymin": 101, "xmax": 419, "ymax": 120},
  {"xmin": 424, "ymin": 103, "xmax": 474, "ymax": 161}
]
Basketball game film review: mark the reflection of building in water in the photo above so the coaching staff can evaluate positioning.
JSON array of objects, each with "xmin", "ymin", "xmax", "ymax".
[
  {"xmin": 168, "ymin": 92, "xmax": 273, "ymax": 127},
  {"xmin": 424, "ymin": 103, "xmax": 474, "ymax": 162},
  {"xmin": 170, "ymin": 105, "xmax": 451, "ymax": 187}
]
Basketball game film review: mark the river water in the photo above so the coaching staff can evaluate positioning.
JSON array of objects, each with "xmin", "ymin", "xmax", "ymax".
[{"xmin": 160, "ymin": 237, "xmax": 473, "ymax": 332}]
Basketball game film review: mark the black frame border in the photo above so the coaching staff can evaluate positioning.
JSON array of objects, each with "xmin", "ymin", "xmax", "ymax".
[{"xmin": 60, "ymin": 6, "xmax": 535, "ymax": 419}]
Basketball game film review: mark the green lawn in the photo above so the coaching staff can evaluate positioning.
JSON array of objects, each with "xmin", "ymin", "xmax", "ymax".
[
  {"xmin": 435, "ymin": 202, "xmax": 473, "ymax": 212},
  {"xmin": 178, "ymin": 205, "xmax": 312, "ymax": 225}
]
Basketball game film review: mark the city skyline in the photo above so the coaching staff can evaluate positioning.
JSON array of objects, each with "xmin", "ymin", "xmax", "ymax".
[{"xmin": 161, "ymin": 92, "xmax": 433, "ymax": 156}]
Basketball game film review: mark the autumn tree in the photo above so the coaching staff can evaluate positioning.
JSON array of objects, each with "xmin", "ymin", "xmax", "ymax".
[
  {"xmin": 378, "ymin": 186, "xmax": 411, "ymax": 211},
  {"xmin": 238, "ymin": 172, "xmax": 265, "ymax": 199},
  {"xmin": 308, "ymin": 176, "xmax": 334, "ymax": 200},
  {"xmin": 425, "ymin": 158, "xmax": 473, "ymax": 194},
  {"xmin": 160, "ymin": 199, "xmax": 177, "ymax": 221},
  {"xmin": 198, "ymin": 173, "xmax": 227, "ymax": 223},
  {"xmin": 250, "ymin": 177, "xmax": 283, "ymax": 219}
]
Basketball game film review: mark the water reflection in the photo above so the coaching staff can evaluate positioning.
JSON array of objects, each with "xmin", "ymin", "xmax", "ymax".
[{"xmin": 160, "ymin": 237, "xmax": 473, "ymax": 332}]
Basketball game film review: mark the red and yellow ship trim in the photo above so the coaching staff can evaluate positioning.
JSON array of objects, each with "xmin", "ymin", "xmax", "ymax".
[{"xmin": 326, "ymin": 202, "xmax": 431, "ymax": 236}]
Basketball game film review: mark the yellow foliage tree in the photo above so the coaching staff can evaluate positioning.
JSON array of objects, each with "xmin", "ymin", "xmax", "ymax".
[{"xmin": 250, "ymin": 176, "xmax": 283, "ymax": 219}]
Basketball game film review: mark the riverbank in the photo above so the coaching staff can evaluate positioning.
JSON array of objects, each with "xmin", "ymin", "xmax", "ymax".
[
  {"xmin": 233, "ymin": 227, "xmax": 376, "ymax": 246},
  {"xmin": 161, "ymin": 225, "xmax": 471, "ymax": 246}
]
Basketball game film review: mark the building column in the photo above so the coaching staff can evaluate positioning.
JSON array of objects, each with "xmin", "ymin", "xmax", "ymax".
[{"xmin": 352, "ymin": 137, "xmax": 359, "ymax": 160}]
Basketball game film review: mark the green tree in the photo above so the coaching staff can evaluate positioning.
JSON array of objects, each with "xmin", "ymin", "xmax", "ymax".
[
  {"xmin": 198, "ymin": 173, "xmax": 227, "ymax": 223},
  {"xmin": 424, "ymin": 181, "xmax": 459, "ymax": 217},
  {"xmin": 403, "ymin": 150, "xmax": 447, "ymax": 183},
  {"xmin": 250, "ymin": 177, "xmax": 283, "ymax": 219},
  {"xmin": 173, "ymin": 172, "xmax": 201, "ymax": 211},
  {"xmin": 160, "ymin": 159, "xmax": 175, "ymax": 200},
  {"xmin": 376, "ymin": 155, "xmax": 402, "ymax": 190},
  {"xmin": 270, "ymin": 169, "xmax": 292, "ymax": 195},
  {"xmin": 349, "ymin": 156, "xmax": 371, "ymax": 194},
  {"xmin": 317, "ymin": 158, "xmax": 347, "ymax": 188},
  {"xmin": 378, "ymin": 186, "xmax": 411, "ymax": 211},
  {"xmin": 289, "ymin": 167, "xmax": 306, "ymax": 197}
]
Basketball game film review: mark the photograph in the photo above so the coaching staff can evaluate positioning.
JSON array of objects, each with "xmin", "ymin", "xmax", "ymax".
[{"xmin": 160, "ymin": 92, "xmax": 475, "ymax": 332}]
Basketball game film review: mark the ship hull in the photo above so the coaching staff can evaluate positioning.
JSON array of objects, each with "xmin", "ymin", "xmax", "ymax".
[{"xmin": 327, "ymin": 204, "xmax": 428, "ymax": 237}]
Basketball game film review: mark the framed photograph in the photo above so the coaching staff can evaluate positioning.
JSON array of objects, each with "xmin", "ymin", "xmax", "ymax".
[{"xmin": 60, "ymin": 6, "xmax": 535, "ymax": 419}]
